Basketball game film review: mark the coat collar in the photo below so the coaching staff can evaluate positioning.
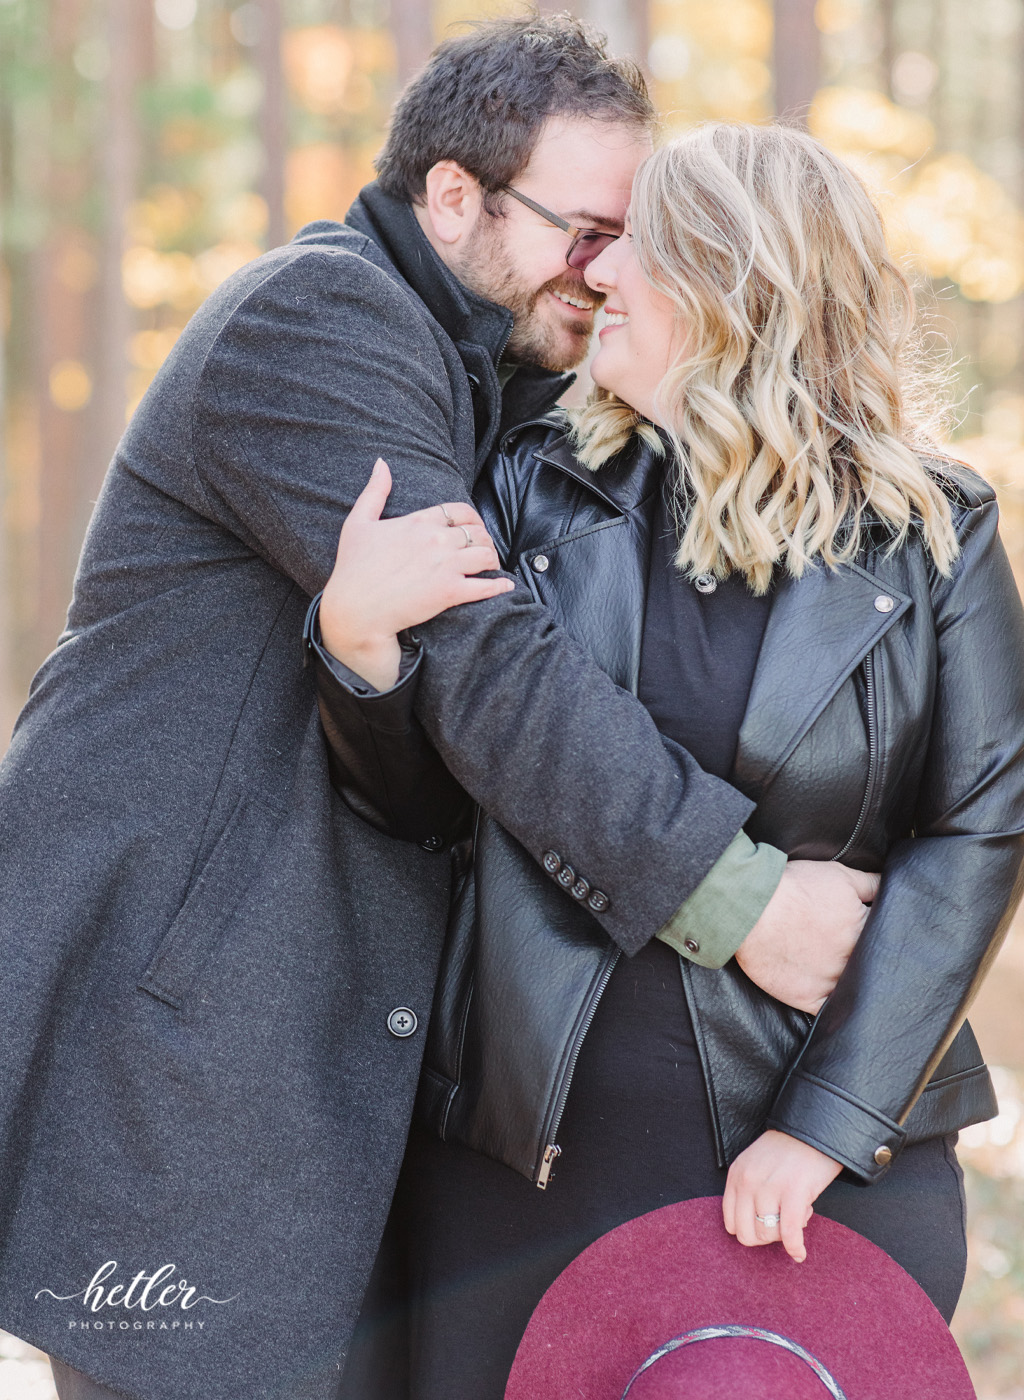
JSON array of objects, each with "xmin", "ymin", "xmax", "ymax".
[
  {"xmin": 346, "ymin": 182, "xmax": 513, "ymax": 360},
  {"xmin": 345, "ymin": 183, "xmax": 574, "ymax": 440}
]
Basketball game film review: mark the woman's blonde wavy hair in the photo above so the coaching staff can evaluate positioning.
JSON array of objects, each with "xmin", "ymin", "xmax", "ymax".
[{"xmin": 570, "ymin": 122, "xmax": 958, "ymax": 592}]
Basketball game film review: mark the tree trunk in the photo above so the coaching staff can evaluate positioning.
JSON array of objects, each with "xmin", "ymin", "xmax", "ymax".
[
  {"xmin": 36, "ymin": 0, "xmax": 91, "ymax": 653},
  {"xmin": 391, "ymin": 0, "xmax": 433, "ymax": 89},
  {"xmin": 878, "ymin": 0, "xmax": 896, "ymax": 99},
  {"xmin": 0, "ymin": 113, "xmax": 11, "ymax": 742},
  {"xmin": 259, "ymin": 0, "xmax": 287, "ymax": 248},
  {"xmin": 773, "ymin": 0, "xmax": 820, "ymax": 124},
  {"xmin": 583, "ymin": 0, "xmax": 649, "ymax": 71},
  {"xmin": 929, "ymin": 0, "xmax": 947, "ymax": 146},
  {"xmin": 91, "ymin": 0, "xmax": 141, "ymax": 509}
]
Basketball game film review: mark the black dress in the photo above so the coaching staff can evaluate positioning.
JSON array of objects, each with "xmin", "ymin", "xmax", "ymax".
[{"xmin": 342, "ymin": 485, "xmax": 968, "ymax": 1400}]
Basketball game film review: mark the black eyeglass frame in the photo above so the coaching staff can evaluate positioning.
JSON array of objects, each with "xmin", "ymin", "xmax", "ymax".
[{"xmin": 500, "ymin": 185, "xmax": 619, "ymax": 269}]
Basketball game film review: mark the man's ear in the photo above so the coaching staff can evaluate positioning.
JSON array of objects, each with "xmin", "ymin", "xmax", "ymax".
[{"xmin": 421, "ymin": 161, "xmax": 486, "ymax": 248}]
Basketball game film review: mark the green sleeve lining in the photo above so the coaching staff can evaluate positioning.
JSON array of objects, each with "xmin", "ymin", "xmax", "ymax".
[{"xmin": 656, "ymin": 831, "xmax": 787, "ymax": 969}]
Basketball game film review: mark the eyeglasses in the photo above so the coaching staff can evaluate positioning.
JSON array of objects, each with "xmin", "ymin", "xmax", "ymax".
[{"xmin": 500, "ymin": 186, "xmax": 619, "ymax": 270}]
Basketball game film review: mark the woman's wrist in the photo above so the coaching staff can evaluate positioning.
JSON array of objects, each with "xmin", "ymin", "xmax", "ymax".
[{"xmin": 321, "ymin": 624, "xmax": 402, "ymax": 691}]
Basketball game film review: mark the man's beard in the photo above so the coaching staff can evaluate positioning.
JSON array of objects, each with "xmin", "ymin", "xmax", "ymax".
[{"xmin": 451, "ymin": 216, "xmax": 602, "ymax": 372}]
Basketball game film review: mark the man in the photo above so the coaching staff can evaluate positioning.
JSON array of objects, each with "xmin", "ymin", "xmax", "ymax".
[{"xmin": 0, "ymin": 16, "xmax": 872, "ymax": 1400}]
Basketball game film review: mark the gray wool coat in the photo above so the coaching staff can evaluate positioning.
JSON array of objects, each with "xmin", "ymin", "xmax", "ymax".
[{"xmin": 0, "ymin": 185, "xmax": 753, "ymax": 1400}]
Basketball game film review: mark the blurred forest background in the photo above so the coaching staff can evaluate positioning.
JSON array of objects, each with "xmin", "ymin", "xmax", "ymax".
[{"xmin": 0, "ymin": 0, "xmax": 1023, "ymax": 1395}]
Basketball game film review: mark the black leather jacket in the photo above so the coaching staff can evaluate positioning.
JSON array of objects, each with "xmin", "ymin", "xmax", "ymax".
[{"xmin": 309, "ymin": 418, "xmax": 1024, "ymax": 1189}]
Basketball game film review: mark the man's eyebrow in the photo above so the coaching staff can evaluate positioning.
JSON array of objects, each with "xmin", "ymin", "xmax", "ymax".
[{"xmin": 562, "ymin": 208, "xmax": 624, "ymax": 231}]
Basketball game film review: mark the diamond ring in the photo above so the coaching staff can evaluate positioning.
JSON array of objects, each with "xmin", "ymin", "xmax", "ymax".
[{"xmin": 755, "ymin": 1212, "xmax": 781, "ymax": 1228}]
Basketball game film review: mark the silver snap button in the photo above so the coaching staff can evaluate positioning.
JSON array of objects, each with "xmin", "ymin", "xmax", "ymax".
[
  {"xmin": 387, "ymin": 1007, "xmax": 418, "ymax": 1038},
  {"xmin": 532, "ymin": 555, "xmax": 549, "ymax": 573},
  {"xmin": 694, "ymin": 573, "xmax": 717, "ymax": 594},
  {"xmin": 874, "ymin": 595, "xmax": 895, "ymax": 613}
]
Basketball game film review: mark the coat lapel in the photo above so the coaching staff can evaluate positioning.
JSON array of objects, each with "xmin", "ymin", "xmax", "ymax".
[{"xmin": 733, "ymin": 559, "xmax": 912, "ymax": 798}]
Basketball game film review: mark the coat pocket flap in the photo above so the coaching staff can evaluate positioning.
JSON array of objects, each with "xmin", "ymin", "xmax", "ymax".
[{"xmin": 139, "ymin": 793, "xmax": 283, "ymax": 1010}]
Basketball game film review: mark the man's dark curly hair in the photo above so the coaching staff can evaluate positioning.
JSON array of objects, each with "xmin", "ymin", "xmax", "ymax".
[{"xmin": 375, "ymin": 12, "xmax": 655, "ymax": 206}]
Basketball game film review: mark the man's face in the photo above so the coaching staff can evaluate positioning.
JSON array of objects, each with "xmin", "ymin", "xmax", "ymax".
[{"xmin": 451, "ymin": 116, "xmax": 652, "ymax": 372}]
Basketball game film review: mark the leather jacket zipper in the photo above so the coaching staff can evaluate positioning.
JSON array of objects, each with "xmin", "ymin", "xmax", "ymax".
[
  {"xmin": 535, "ymin": 946, "xmax": 621, "ymax": 1188},
  {"xmin": 833, "ymin": 648, "xmax": 879, "ymax": 862}
]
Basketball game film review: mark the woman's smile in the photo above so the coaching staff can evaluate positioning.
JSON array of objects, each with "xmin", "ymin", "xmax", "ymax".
[{"xmin": 599, "ymin": 307, "xmax": 629, "ymax": 333}]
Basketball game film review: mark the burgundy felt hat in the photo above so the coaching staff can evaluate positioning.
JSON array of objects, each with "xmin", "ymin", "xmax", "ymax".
[{"xmin": 505, "ymin": 1197, "xmax": 975, "ymax": 1399}]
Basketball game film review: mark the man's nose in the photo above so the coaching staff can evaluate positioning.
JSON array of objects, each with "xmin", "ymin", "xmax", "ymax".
[
  {"xmin": 584, "ymin": 251, "xmax": 614, "ymax": 293},
  {"xmin": 585, "ymin": 239, "xmax": 616, "ymax": 294}
]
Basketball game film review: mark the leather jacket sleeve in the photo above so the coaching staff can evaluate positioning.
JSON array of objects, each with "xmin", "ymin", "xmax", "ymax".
[
  {"xmin": 304, "ymin": 594, "xmax": 472, "ymax": 848},
  {"xmin": 768, "ymin": 495, "xmax": 1024, "ymax": 1181}
]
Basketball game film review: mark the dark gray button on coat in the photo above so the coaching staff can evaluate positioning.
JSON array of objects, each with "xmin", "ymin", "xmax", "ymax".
[{"xmin": 0, "ymin": 185, "xmax": 753, "ymax": 1400}]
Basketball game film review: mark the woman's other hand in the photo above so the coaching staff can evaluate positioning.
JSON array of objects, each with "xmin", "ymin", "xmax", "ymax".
[
  {"xmin": 723, "ymin": 1130, "xmax": 844, "ymax": 1263},
  {"xmin": 735, "ymin": 860, "xmax": 880, "ymax": 1015},
  {"xmin": 320, "ymin": 459, "xmax": 515, "ymax": 689}
]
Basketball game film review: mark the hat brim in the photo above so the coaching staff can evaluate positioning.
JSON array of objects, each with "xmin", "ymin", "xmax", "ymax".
[{"xmin": 505, "ymin": 1196, "xmax": 974, "ymax": 1398}]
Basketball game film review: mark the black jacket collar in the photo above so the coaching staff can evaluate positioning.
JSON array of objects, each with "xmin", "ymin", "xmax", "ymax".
[{"xmin": 524, "ymin": 423, "xmax": 664, "ymax": 518}]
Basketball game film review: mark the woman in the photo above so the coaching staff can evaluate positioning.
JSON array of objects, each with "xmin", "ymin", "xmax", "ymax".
[{"xmin": 309, "ymin": 124, "xmax": 1024, "ymax": 1395}]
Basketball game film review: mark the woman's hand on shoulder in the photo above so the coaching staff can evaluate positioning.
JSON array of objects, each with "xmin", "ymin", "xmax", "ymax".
[
  {"xmin": 722, "ymin": 1129, "xmax": 843, "ymax": 1264},
  {"xmin": 319, "ymin": 458, "xmax": 514, "ymax": 689}
]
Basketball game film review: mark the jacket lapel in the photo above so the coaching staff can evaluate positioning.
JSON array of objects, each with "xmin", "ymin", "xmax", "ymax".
[
  {"xmin": 521, "ymin": 434, "xmax": 662, "ymax": 694},
  {"xmin": 734, "ymin": 560, "xmax": 911, "ymax": 798},
  {"xmin": 525, "ymin": 429, "xmax": 912, "ymax": 797}
]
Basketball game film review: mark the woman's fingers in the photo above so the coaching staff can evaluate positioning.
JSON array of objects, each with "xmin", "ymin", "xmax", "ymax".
[
  {"xmin": 753, "ymin": 1202, "xmax": 782, "ymax": 1246},
  {"xmin": 456, "ymin": 576, "xmax": 516, "ymax": 604},
  {"xmin": 424, "ymin": 500, "xmax": 488, "ymax": 532},
  {"xmin": 722, "ymin": 1183, "xmax": 737, "ymax": 1238},
  {"xmin": 441, "ymin": 520, "xmax": 503, "ymax": 573},
  {"xmin": 345, "ymin": 458, "xmax": 393, "ymax": 526},
  {"xmin": 454, "ymin": 545, "xmax": 503, "ymax": 576},
  {"xmin": 738, "ymin": 1200, "xmax": 762, "ymax": 1247},
  {"xmin": 734, "ymin": 1194, "xmax": 801, "ymax": 1260},
  {"xmin": 778, "ymin": 1198, "xmax": 812, "ymax": 1264}
]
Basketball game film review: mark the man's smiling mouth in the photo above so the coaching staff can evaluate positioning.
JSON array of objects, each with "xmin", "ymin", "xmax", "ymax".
[{"xmin": 552, "ymin": 291, "xmax": 597, "ymax": 311}]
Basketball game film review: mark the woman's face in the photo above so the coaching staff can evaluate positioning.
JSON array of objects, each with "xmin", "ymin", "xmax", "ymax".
[{"xmin": 584, "ymin": 217, "xmax": 682, "ymax": 425}]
